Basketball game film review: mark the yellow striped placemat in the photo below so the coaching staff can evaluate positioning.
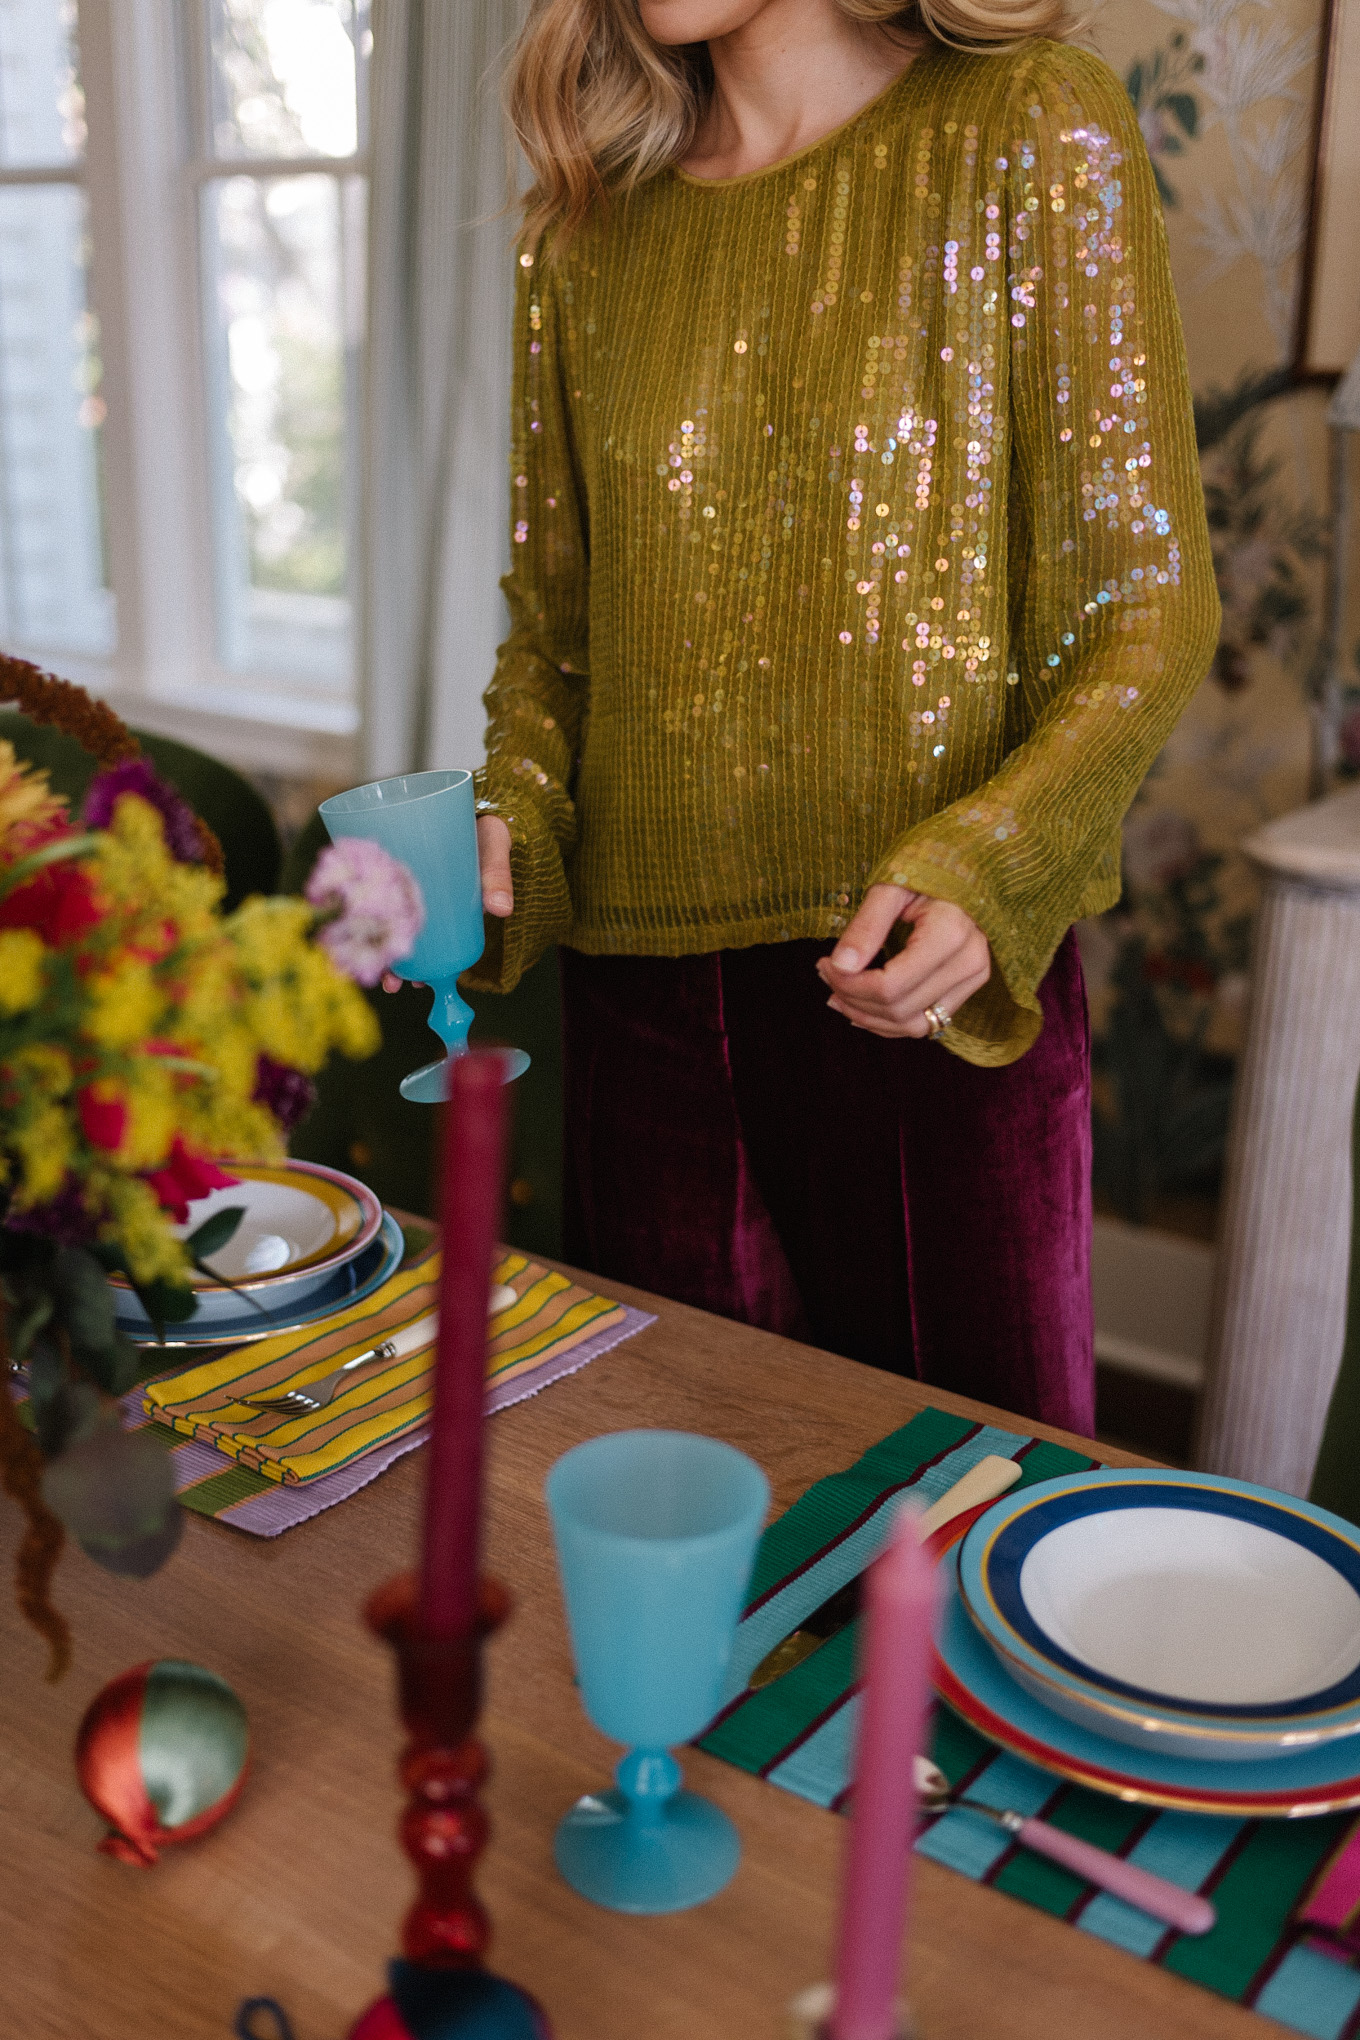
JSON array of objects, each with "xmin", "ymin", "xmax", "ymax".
[{"xmin": 143, "ymin": 1251, "xmax": 627, "ymax": 1485}]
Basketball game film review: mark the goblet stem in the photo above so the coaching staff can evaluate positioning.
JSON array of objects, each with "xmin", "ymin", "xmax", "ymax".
[
  {"xmin": 400, "ymin": 979, "xmax": 530, "ymax": 1103},
  {"xmin": 427, "ymin": 976, "xmax": 476, "ymax": 1060},
  {"xmin": 616, "ymin": 1748, "xmax": 682, "ymax": 1832},
  {"xmin": 553, "ymin": 1746, "xmax": 740, "ymax": 1913}
]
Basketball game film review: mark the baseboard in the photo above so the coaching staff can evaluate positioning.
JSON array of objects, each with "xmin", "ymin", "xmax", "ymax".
[{"xmin": 1092, "ymin": 1216, "xmax": 1215, "ymax": 1392}]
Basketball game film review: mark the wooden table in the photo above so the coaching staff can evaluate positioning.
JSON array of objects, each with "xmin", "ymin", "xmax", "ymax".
[{"xmin": 1, "ymin": 1270, "xmax": 1289, "ymax": 2040}]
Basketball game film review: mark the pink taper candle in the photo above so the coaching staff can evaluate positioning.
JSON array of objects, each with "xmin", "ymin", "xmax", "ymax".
[
  {"xmin": 418, "ymin": 1050, "xmax": 509, "ymax": 1641},
  {"xmin": 830, "ymin": 1505, "xmax": 941, "ymax": 2040}
]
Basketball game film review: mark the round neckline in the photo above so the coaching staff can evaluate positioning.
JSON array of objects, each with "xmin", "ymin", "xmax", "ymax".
[{"xmin": 672, "ymin": 42, "xmax": 934, "ymax": 192}]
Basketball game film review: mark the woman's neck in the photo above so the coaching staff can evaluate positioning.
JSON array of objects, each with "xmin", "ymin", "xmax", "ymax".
[{"xmin": 679, "ymin": 2, "xmax": 920, "ymax": 181}]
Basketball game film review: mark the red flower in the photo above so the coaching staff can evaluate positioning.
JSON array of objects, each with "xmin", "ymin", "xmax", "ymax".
[
  {"xmin": 78, "ymin": 1088, "xmax": 128, "ymax": 1153},
  {"xmin": 143, "ymin": 1139, "xmax": 239, "ymax": 1223},
  {"xmin": 0, "ymin": 859, "xmax": 102, "ymax": 944}
]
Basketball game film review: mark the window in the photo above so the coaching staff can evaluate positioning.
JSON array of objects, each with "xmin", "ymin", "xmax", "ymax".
[
  {"xmin": 0, "ymin": 1, "xmax": 112, "ymax": 657},
  {"xmin": 0, "ymin": 0, "xmax": 370, "ymax": 768},
  {"xmin": 194, "ymin": 0, "xmax": 367, "ymax": 691}
]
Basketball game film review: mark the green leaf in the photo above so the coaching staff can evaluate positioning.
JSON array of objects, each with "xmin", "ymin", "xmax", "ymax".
[
  {"xmin": 1166, "ymin": 92, "xmax": 1198, "ymax": 136},
  {"xmin": 26, "ymin": 1340, "xmax": 104, "ymax": 1460},
  {"xmin": 8, "ymin": 1290, "xmax": 53, "ymax": 1362},
  {"xmin": 189, "ymin": 1258, "xmax": 270, "ymax": 1314},
  {"xmin": 0, "ymin": 831, "xmax": 101, "ymax": 901},
  {"xmin": 90, "ymin": 1240, "xmax": 197, "ymax": 1338},
  {"xmin": 41, "ymin": 1424, "xmax": 184, "ymax": 1576},
  {"xmin": 183, "ymin": 1205, "xmax": 245, "ymax": 1259},
  {"xmin": 134, "ymin": 1278, "xmax": 199, "ymax": 1331},
  {"xmin": 52, "ymin": 1247, "xmax": 119, "ymax": 1351}
]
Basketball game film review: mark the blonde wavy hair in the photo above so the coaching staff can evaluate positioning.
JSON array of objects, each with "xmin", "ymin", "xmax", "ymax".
[{"xmin": 509, "ymin": 0, "xmax": 1073, "ymax": 247}]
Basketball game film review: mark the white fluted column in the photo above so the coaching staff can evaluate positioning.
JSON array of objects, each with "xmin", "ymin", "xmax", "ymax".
[{"xmin": 1197, "ymin": 782, "xmax": 1360, "ymax": 1495}]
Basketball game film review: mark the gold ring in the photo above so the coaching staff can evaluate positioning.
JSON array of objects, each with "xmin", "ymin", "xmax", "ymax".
[{"xmin": 924, "ymin": 1003, "xmax": 952, "ymax": 1038}]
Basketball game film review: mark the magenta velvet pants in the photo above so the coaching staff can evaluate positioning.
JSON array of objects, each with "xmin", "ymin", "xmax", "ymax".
[{"xmin": 559, "ymin": 931, "xmax": 1095, "ymax": 1435}]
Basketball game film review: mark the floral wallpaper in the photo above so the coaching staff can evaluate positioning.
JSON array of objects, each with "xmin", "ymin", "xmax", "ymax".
[{"xmin": 1079, "ymin": 0, "xmax": 1351, "ymax": 1223}]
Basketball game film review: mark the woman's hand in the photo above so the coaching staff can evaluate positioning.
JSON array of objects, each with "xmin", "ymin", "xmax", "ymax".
[
  {"xmin": 381, "ymin": 814, "xmax": 516, "ymax": 994},
  {"xmin": 477, "ymin": 813, "xmax": 514, "ymax": 918},
  {"xmin": 815, "ymin": 885, "xmax": 991, "ymax": 1040}
]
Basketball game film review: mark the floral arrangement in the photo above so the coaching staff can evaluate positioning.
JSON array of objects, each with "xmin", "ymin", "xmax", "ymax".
[{"xmin": 0, "ymin": 660, "xmax": 418, "ymax": 1677}]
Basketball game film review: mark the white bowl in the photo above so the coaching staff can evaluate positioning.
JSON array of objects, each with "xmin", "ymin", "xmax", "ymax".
[
  {"xmin": 957, "ymin": 1469, "xmax": 1360, "ymax": 1761},
  {"xmin": 111, "ymin": 1160, "xmax": 383, "ymax": 1329}
]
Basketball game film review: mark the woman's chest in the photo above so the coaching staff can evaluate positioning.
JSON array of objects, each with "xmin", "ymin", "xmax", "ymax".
[{"xmin": 562, "ymin": 176, "xmax": 1013, "ymax": 558}]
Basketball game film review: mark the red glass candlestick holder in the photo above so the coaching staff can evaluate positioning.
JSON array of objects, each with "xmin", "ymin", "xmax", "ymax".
[{"xmin": 348, "ymin": 1571, "xmax": 553, "ymax": 2040}]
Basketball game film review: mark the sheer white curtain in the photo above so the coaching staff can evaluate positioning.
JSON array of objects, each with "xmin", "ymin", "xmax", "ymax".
[{"xmin": 361, "ymin": 0, "xmax": 529, "ymax": 779}]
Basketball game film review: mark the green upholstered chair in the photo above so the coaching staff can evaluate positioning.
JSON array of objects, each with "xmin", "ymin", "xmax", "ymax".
[
  {"xmin": 0, "ymin": 709, "xmax": 282, "ymax": 910},
  {"xmin": 281, "ymin": 811, "xmax": 564, "ymax": 1250},
  {"xmin": 1309, "ymin": 1080, "xmax": 1360, "ymax": 1522}
]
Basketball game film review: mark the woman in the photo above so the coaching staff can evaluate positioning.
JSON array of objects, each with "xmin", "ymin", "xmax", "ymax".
[{"xmin": 463, "ymin": 0, "xmax": 1219, "ymax": 1431}]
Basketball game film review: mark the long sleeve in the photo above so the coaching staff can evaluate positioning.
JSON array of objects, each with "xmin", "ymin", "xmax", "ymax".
[
  {"xmin": 871, "ymin": 46, "xmax": 1220, "ymax": 1064},
  {"xmin": 465, "ymin": 250, "xmax": 590, "ymax": 995}
]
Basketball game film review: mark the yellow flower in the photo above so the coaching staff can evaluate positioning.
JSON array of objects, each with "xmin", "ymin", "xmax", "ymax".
[
  {"xmin": 0, "ymin": 740, "xmax": 64, "ymax": 849},
  {"xmin": 0, "ymin": 929, "xmax": 48, "ymax": 1013},
  {"xmin": 119, "ymin": 1063, "xmax": 179, "ymax": 1170},
  {"xmin": 84, "ymin": 960, "xmax": 162, "ymax": 1048},
  {"xmin": 98, "ymin": 1172, "xmax": 190, "ymax": 1287},
  {"xmin": 8, "ymin": 1042, "xmax": 73, "ymax": 1097},
  {"xmin": 331, "ymin": 977, "xmax": 380, "ymax": 1059},
  {"xmin": 9, "ymin": 1102, "xmax": 74, "ymax": 1206}
]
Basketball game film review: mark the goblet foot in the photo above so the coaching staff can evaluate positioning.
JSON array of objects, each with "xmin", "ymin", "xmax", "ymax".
[
  {"xmin": 350, "ymin": 1963, "xmax": 552, "ymax": 2039},
  {"xmin": 400, "ymin": 1048, "xmax": 531, "ymax": 1103},
  {"xmin": 554, "ymin": 1786, "xmax": 740, "ymax": 1914}
]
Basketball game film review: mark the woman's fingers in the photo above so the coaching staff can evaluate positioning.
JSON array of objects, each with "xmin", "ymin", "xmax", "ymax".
[
  {"xmin": 477, "ymin": 814, "xmax": 514, "ymax": 917},
  {"xmin": 824, "ymin": 882, "xmax": 918, "ymax": 975},
  {"xmin": 821, "ymin": 896, "xmax": 991, "ymax": 1038}
]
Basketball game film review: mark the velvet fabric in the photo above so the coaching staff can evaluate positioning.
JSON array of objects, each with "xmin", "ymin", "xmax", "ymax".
[{"xmin": 561, "ymin": 932, "xmax": 1094, "ymax": 1435}]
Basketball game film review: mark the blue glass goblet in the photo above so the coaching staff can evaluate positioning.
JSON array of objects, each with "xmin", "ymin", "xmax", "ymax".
[
  {"xmin": 319, "ymin": 770, "xmax": 529, "ymax": 1103},
  {"xmin": 545, "ymin": 1429, "xmax": 770, "ymax": 1915}
]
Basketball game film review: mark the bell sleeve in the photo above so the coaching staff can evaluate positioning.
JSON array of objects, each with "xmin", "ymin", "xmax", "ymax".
[
  {"xmin": 870, "ymin": 45, "xmax": 1220, "ymax": 1065},
  {"xmin": 465, "ymin": 248, "xmax": 590, "ymax": 995}
]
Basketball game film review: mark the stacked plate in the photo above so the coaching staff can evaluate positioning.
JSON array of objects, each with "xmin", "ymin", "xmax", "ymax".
[
  {"xmin": 938, "ymin": 1468, "xmax": 1360, "ymax": 1816},
  {"xmin": 112, "ymin": 1159, "xmax": 402, "ymax": 1348}
]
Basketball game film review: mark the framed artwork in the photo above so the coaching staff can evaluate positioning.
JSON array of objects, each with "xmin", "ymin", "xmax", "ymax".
[{"xmin": 1297, "ymin": 0, "xmax": 1360, "ymax": 380}]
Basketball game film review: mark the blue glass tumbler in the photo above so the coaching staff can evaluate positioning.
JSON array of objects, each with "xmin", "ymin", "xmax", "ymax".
[
  {"xmin": 545, "ymin": 1429, "xmax": 770, "ymax": 1914},
  {"xmin": 319, "ymin": 769, "xmax": 529, "ymax": 1103}
]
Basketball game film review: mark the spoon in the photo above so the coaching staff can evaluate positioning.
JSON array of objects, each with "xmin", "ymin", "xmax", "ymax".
[{"xmin": 914, "ymin": 1756, "xmax": 1216, "ymax": 1937}]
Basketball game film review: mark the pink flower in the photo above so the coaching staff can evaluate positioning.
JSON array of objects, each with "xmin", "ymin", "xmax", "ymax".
[
  {"xmin": 144, "ymin": 1141, "xmax": 239, "ymax": 1224},
  {"xmin": 305, "ymin": 837, "xmax": 425, "ymax": 987}
]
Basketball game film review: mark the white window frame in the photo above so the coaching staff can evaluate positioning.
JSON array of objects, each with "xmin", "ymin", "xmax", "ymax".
[{"xmin": 24, "ymin": 0, "xmax": 366, "ymax": 780}]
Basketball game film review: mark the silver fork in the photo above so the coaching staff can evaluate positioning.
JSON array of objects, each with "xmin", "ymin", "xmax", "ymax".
[{"xmin": 240, "ymin": 1312, "xmax": 437, "ymax": 1416}]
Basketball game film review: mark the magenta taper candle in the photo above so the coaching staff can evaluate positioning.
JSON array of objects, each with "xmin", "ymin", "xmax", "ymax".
[
  {"xmin": 830, "ymin": 1507, "xmax": 940, "ymax": 2040},
  {"xmin": 418, "ymin": 1050, "xmax": 509, "ymax": 1641}
]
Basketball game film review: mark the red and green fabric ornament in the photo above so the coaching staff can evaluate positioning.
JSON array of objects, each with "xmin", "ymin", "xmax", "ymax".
[{"xmin": 75, "ymin": 1659, "xmax": 250, "ymax": 1865}]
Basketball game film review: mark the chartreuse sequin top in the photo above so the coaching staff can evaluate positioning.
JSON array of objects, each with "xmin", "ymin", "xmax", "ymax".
[{"xmin": 470, "ymin": 38, "xmax": 1219, "ymax": 1064}]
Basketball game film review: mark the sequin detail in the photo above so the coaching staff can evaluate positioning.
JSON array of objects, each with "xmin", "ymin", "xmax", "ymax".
[{"xmin": 475, "ymin": 40, "xmax": 1219, "ymax": 1068}]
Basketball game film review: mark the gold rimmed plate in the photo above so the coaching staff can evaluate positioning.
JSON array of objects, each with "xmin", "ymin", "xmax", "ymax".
[
  {"xmin": 935, "ymin": 1552, "xmax": 1360, "ymax": 1817},
  {"xmin": 956, "ymin": 1469, "xmax": 1360, "ymax": 1762},
  {"xmin": 117, "ymin": 1212, "xmax": 405, "ymax": 1350},
  {"xmin": 112, "ymin": 1161, "xmax": 384, "ymax": 1332}
]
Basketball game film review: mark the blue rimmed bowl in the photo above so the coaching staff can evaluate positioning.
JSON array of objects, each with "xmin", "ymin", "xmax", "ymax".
[{"xmin": 956, "ymin": 1469, "xmax": 1360, "ymax": 1762}]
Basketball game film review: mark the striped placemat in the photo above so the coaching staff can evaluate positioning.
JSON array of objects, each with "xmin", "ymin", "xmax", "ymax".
[
  {"xmin": 699, "ymin": 1408, "xmax": 1360, "ymax": 2037},
  {"xmin": 143, "ymin": 1248, "xmax": 636, "ymax": 1486},
  {"xmin": 13, "ymin": 1244, "xmax": 652, "ymax": 1538}
]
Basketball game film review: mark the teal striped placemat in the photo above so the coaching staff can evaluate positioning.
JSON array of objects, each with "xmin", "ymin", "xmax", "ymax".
[{"xmin": 699, "ymin": 1408, "xmax": 1360, "ymax": 2036}]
